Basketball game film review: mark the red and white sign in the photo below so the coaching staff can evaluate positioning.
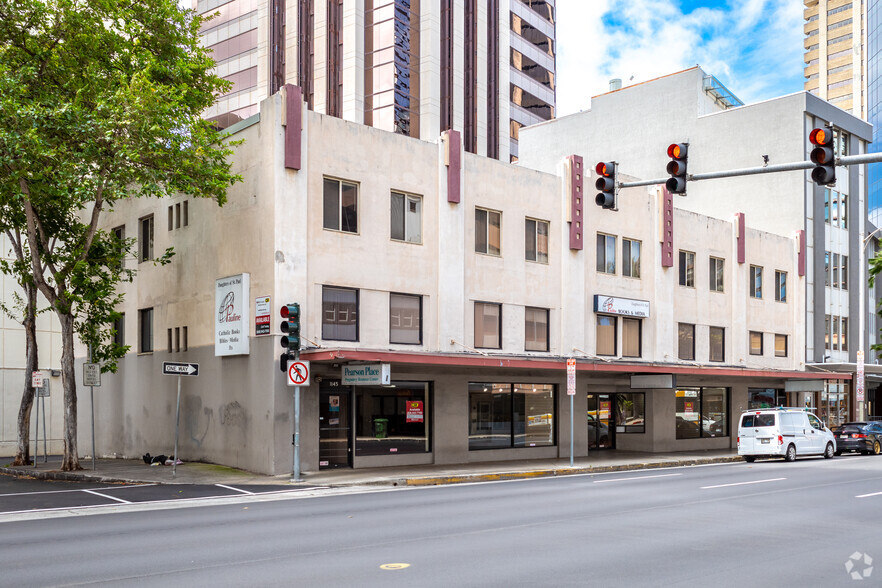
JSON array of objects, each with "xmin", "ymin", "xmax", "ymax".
[
  {"xmin": 406, "ymin": 401, "xmax": 424, "ymax": 423},
  {"xmin": 287, "ymin": 360, "xmax": 310, "ymax": 386},
  {"xmin": 31, "ymin": 371, "xmax": 45, "ymax": 388},
  {"xmin": 566, "ymin": 358, "xmax": 576, "ymax": 396},
  {"xmin": 255, "ymin": 295, "xmax": 271, "ymax": 336},
  {"xmin": 684, "ymin": 401, "xmax": 694, "ymax": 414}
]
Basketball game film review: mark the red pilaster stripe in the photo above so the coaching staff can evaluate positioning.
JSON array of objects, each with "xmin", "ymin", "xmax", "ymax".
[
  {"xmin": 569, "ymin": 155, "xmax": 583, "ymax": 250},
  {"xmin": 797, "ymin": 229, "xmax": 806, "ymax": 277},
  {"xmin": 284, "ymin": 84, "xmax": 302, "ymax": 170},
  {"xmin": 661, "ymin": 188, "xmax": 674, "ymax": 267},
  {"xmin": 736, "ymin": 212, "xmax": 745, "ymax": 264},
  {"xmin": 446, "ymin": 129, "xmax": 461, "ymax": 203}
]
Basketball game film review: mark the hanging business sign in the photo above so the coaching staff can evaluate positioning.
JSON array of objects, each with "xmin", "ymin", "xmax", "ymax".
[
  {"xmin": 255, "ymin": 295, "xmax": 271, "ymax": 336},
  {"xmin": 215, "ymin": 273, "xmax": 251, "ymax": 356},
  {"xmin": 593, "ymin": 295, "xmax": 650, "ymax": 318},
  {"xmin": 341, "ymin": 363, "xmax": 391, "ymax": 386}
]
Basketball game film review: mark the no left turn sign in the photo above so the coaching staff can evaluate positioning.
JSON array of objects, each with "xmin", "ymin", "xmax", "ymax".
[{"xmin": 287, "ymin": 360, "xmax": 310, "ymax": 387}]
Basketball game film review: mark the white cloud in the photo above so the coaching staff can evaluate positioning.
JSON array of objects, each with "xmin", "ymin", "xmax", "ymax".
[{"xmin": 556, "ymin": 0, "xmax": 805, "ymax": 116}]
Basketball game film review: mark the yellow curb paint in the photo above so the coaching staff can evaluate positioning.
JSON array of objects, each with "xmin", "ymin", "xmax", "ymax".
[{"xmin": 380, "ymin": 563, "xmax": 411, "ymax": 570}]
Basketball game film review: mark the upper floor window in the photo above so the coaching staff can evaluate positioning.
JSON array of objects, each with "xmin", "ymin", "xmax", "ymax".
[
  {"xmin": 775, "ymin": 334, "xmax": 788, "ymax": 358},
  {"xmin": 138, "ymin": 308, "xmax": 153, "ymax": 353},
  {"xmin": 168, "ymin": 201, "xmax": 189, "ymax": 231},
  {"xmin": 750, "ymin": 265, "xmax": 763, "ymax": 298},
  {"xmin": 709, "ymin": 257, "xmax": 724, "ymax": 292},
  {"xmin": 390, "ymin": 293, "xmax": 422, "ymax": 345},
  {"xmin": 596, "ymin": 233, "xmax": 616, "ymax": 274},
  {"xmin": 391, "ymin": 192, "xmax": 422, "ymax": 244},
  {"xmin": 678, "ymin": 323, "xmax": 695, "ymax": 361},
  {"xmin": 139, "ymin": 215, "xmax": 154, "ymax": 262},
  {"xmin": 525, "ymin": 306, "xmax": 549, "ymax": 352},
  {"xmin": 113, "ymin": 313, "xmax": 125, "ymax": 348},
  {"xmin": 322, "ymin": 286, "xmax": 358, "ymax": 341},
  {"xmin": 679, "ymin": 250, "xmax": 695, "ymax": 287},
  {"xmin": 749, "ymin": 331, "xmax": 763, "ymax": 356},
  {"xmin": 475, "ymin": 301, "xmax": 502, "ymax": 349},
  {"xmin": 476, "ymin": 208, "xmax": 501, "ymax": 255},
  {"xmin": 622, "ymin": 317, "xmax": 641, "ymax": 358},
  {"xmin": 709, "ymin": 326, "xmax": 725, "ymax": 362},
  {"xmin": 597, "ymin": 315, "xmax": 617, "ymax": 356},
  {"xmin": 623, "ymin": 238, "xmax": 641, "ymax": 278},
  {"xmin": 775, "ymin": 271, "xmax": 787, "ymax": 302},
  {"xmin": 525, "ymin": 218, "xmax": 549, "ymax": 263},
  {"xmin": 323, "ymin": 178, "xmax": 358, "ymax": 233}
]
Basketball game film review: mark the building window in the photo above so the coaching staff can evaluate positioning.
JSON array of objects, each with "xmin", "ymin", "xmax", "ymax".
[
  {"xmin": 676, "ymin": 387, "xmax": 728, "ymax": 439},
  {"xmin": 750, "ymin": 265, "xmax": 763, "ymax": 298},
  {"xmin": 841, "ymin": 255, "xmax": 848, "ymax": 290},
  {"xmin": 390, "ymin": 293, "xmax": 421, "ymax": 345},
  {"xmin": 596, "ymin": 315, "xmax": 617, "ymax": 356},
  {"xmin": 623, "ymin": 238, "xmax": 641, "ymax": 278},
  {"xmin": 750, "ymin": 331, "xmax": 763, "ymax": 356},
  {"xmin": 112, "ymin": 313, "xmax": 125, "ymax": 348},
  {"xmin": 775, "ymin": 334, "xmax": 788, "ymax": 358},
  {"xmin": 775, "ymin": 270, "xmax": 787, "ymax": 302},
  {"xmin": 824, "ymin": 189, "xmax": 830, "ymax": 224},
  {"xmin": 748, "ymin": 388, "xmax": 785, "ymax": 409},
  {"xmin": 468, "ymin": 383, "xmax": 555, "ymax": 449},
  {"xmin": 323, "ymin": 178, "xmax": 358, "ymax": 233},
  {"xmin": 678, "ymin": 323, "xmax": 695, "ymax": 361},
  {"xmin": 183, "ymin": 326, "xmax": 188, "ymax": 351},
  {"xmin": 833, "ymin": 315, "xmax": 840, "ymax": 349},
  {"xmin": 322, "ymin": 286, "xmax": 358, "ymax": 341},
  {"xmin": 596, "ymin": 233, "xmax": 616, "ymax": 274},
  {"xmin": 709, "ymin": 326, "xmax": 725, "ymax": 362},
  {"xmin": 475, "ymin": 301, "xmax": 502, "ymax": 349},
  {"xmin": 525, "ymin": 218, "xmax": 549, "ymax": 263},
  {"xmin": 615, "ymin": 393, "xmax": 645, "ymax": 434},
  {"xmin": 355, "ymin": 382, "xmax": 430, "ymax": 455},
  {"xmin": 139, "ymin": 215, "xmax": 154, "ymax": 262},
  {"xmin": 833, "ymin": 253, "xmax": 840, "ymax": 288},
  {"xmin": 622, "ymin": 317, "xmax": 641, "ymax": 358},
  {"xmin": 825, "ymin": 314, "xmax": 831, "ymax": 350},
  {"xmin": 825, "ymin": 252, "xmax": 831, "ymax": 286},
  {"xmin": 167, "ymin": 328, "xmax": 172, "ymax": 353},
  {"xmin": 525, "ymin": 307, "xmax": 549, "ymax": 352},
  {"xmin": 475, "ymin": 208, "xmax": 501, "ymax": 255},
  {"xmin": 391, "ymin": 192, "xmax": 422, "ymax": 244},
  {"xmin": 709, "ymin": 257, "xmax": 724, "ymax": 292},
  {"xmin": 841, "ymin": 317, "xmax": 848, "ymax": 351},
  {"xmin": 678, "ymin": 251, "xmax": 695, "ymax": 287},
  {"xmin": 138, "ymin": 308, "xmax": 153, "ymax": 353}
]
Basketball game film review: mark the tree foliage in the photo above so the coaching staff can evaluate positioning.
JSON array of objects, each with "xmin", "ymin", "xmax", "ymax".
[{"xmin": 0, "ymin": 0, "xmax": 241, "ymax": 469}]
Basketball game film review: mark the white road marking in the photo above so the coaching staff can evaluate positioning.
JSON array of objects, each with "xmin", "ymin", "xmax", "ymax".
[
  {"xmin": 81, "ymin": 489, "xmax": 131, "ymax": 504},
  {"xmin": 855, "ymin": 491, "xmax": 882, "ymax": 498},
  {"xmin": 593, "ymin": 473, "xmax": 682, "ymax": 484},
  {"xmin": 701, "ymin": 478, "xmax": 786, "ymax": 489},
  {"xmin": 0, "ymin": 484, "xmax": 155, "ymax": 498},
  {"xmin": 216, "ymin": 484, "xmax": 254, "ymax": 495}
]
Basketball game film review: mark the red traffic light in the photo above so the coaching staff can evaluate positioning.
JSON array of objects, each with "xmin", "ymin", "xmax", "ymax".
[
  {"xmin": 810, "ymin": 127, "xmax": 832, "ymax": 146},
  {"xmin": 667, "ymin": 143, "xmax": 687, "ymax": 159},
  {"xmin": 595, "ymin": 161, "xmax": 614, "ymax": 177},
  {"xmin": 280, "ymin": 305, "xmax": 290, "ymax": 318}
]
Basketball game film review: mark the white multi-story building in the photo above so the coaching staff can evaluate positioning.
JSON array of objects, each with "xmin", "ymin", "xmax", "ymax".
[
  {"xmin": 75, "ymin": 87, "xmax": 840, "ymax": 474},
  {"xmin": 197, "ymin": 0, "xmax": 556, "ymax": 161}
]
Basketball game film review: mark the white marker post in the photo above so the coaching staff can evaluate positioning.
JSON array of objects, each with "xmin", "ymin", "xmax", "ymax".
[{"xmin": 567, "ymin": 358, "xmax": 576, "ymax": 467}]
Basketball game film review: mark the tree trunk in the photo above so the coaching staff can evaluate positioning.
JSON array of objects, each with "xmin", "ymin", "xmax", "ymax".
[
  {"xmin": 59, "ymin": 312, "xmax": 81, "ymax": 471},
  {"xmin": 12, "ymin": 285, "xmax": 38, "ymax": 467}
]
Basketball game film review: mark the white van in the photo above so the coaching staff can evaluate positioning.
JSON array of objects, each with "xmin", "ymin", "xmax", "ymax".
[{"xmin": 737, "ymin": 408, "xmax": 837, "ymax": 462}]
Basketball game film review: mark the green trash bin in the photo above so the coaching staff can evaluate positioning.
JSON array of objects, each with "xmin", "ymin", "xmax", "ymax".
[{"xmin": 374, "ymin": 418, "xmax": 388, "ymax": 439}]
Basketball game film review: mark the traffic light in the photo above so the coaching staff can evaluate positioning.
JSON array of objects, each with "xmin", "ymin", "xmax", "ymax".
[
  {"xmin": 594, "ymin": 161, "xmax": 617, "ymax": 209},
  {"xmin": 665, "ymin": 143, "xmax": 688, "ymax": 194},
  {"xmin": 809, "ymin": 127, "xmax": 836, "ymax": 185},
  {"xmin": 279, "ymin": 303, "xmax": 301, "ymax": 371}
]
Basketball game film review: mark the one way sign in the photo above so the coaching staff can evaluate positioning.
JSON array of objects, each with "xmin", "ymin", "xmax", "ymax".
[{"xmin": 162, "ymin": 362, "xmax": 199, "ymax": 376}]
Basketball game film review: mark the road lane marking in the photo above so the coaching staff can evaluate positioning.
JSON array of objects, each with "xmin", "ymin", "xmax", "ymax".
[
  {"xmin": 701, "ymin": 478, "xmax": 785, "ymax": 489},
  {"xmin": 855, "ymin": 491, "xmax": 882, "ymax": 498},
  {"xmin": 215, "ymin": 484, "xmax": 254, "ymax": 495},
  {"xmin": 0, "ymin": 484, "xmax": 154, "ymax": 498},
  {"xmin": 380, "ymin": 563, "xmax": 410, "ymax": 570},
  {"xmin": 81, "ymin": 489, "xmax": 131, "ymax": 503},
  {"xmin": 593, "ymin": 473, "xmax": 682, "ymax": 484}
]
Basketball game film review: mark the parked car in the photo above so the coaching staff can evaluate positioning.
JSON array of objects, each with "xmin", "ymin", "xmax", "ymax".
[
  {"xmin": 738, "ymin": 408, "xmax": 836, "ymax": 462},
  {"xmin": 831, "ymin": 422, "xmax": 882, "ymax": 455}
]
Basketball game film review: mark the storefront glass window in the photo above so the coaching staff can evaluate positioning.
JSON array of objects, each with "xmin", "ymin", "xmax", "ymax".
[
  {"xmin": 748, "ymin": 388, "xmax": 784, "ymax": 409},
  {"xmin": 615, "ymin": 393, "xmax": 645, "ymax": 433},
  {"xmin": 355, "ymin": 381, "xmax": 430, "ymax": 455},
  {"xmin": 675, "ymin": 387, "xmax": 728, "ymax": 439},
  {"xmin": 820, "ymin": 383, "xmax": 850, "ymax": 428},
  {"xmin": 469, "ymin": 382, "xmax": 555, "ymax": 449}
]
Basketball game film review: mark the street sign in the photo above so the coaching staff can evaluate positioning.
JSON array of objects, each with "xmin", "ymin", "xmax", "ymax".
[
  {"xmin": 38, "ymin": 379, "xmax": 50, "ymax": 397},
  {"xmin": 857, "ymin": 349, "xmax": 865, "ymax": 402},
  {"xmin": 566, "ymin": 358, "xmax": 576, "ymax": 396},
  {"xmin": 287, "ymin": 360, "xmax": 310, "ymax": 387},
  {"xmin": 162, "ymin": 362, "xmax": 199, "ymax": 376},
  {"xmin": 83, "ymin": 363, "xmax": 101, "ymax": 387},
  {"xmin": 31, "ymin": 371, "xmax": 44, "ymax": 388}
]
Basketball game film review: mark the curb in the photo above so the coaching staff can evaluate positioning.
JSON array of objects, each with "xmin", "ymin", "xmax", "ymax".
[{"xmin": 0, "ymin": 466, "xmax": 141, "ymax": 486}]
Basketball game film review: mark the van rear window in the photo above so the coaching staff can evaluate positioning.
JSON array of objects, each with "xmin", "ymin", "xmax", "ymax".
[{"xmin": 742, "ymin": 414, "xmax": 775, "ymax": 427}]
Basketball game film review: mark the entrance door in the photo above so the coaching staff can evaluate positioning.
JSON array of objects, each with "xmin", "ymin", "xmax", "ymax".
[
  {"xmin": 319, "ymin": 381, "xmax": 352, "ymax": 469},
  {"xmin": 587, "ymin": 393, "xmax": 614, "ymax": 449}
]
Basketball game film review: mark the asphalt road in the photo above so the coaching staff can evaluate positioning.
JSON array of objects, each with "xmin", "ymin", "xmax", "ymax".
[{"xmin": 2, "ymin": 455, "xmax": 882, "ymax": 587}]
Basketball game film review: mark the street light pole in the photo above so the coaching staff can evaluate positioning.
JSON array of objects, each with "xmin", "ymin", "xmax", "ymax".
[{"xmin": 858, "ymin": 227, "xmax": 882, "ymax": 421}]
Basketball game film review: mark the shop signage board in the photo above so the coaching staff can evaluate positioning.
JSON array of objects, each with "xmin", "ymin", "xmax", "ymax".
[
  {"xmin": 406, "ymin": 401, "xmax": 424, "ymax": 422},
  {"xmin": 215, "ymin": 273, "xmax": 250, "ymax": 356},
  {"xmin": 255, "ymin": 295, "xmax": 271, "ymax": 336},
  {"xmin": 593, "ymin": 295, "xmax": 650, "ymax": 318},
  {"xmin": 566, "ymin": 358, "xmax": 576, "ymax": 396},
  {"xmin": 342, "ymin": 363, "xmax": 391, "ymax": 386}
]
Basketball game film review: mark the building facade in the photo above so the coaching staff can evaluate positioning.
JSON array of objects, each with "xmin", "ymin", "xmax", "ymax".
[
  {"xmin": 195, "ymin": 0, "xmax": 555, "ymax": 161},
  {"xmin": 76, "ymin": 88, "xmax": 848, "ymax": 475}
]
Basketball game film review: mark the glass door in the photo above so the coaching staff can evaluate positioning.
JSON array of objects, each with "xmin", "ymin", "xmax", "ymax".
[
  {"xmin": 587, "ymin": 393, "xmax": 614, "ymax": 449},
  {"xmin": 319, "ymin": 380, "xmax": 352, "ymax": 469}
]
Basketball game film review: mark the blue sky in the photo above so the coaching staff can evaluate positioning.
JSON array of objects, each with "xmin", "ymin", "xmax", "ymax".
[{"xmin": 556, "ymin": 0, "xmax": 805, "ymax": 116}]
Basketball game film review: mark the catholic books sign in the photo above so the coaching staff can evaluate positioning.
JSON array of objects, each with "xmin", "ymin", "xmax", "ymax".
[{"xmin": 215, "ymin": 273, "xmax": 250, "ymax": 356}]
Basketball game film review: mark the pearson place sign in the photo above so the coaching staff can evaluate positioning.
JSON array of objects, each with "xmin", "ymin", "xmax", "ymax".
[{"xmin": 341, "ymin": 363, "xmax": 391, "ymax": 386}]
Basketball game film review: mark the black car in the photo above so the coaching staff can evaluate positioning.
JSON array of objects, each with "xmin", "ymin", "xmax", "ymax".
[{"xmin": 831, "ymin": 422, "xmax": 882, "ymax": 455}]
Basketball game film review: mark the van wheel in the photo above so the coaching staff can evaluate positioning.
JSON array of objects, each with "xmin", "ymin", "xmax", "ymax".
[
  {"xmin": 874, "ymin": 441, "xmax": 881, "ymax": 455},
  {"xmin": 824, "ymin": 443, "xmax": 834, "ymax": 459},
  {"xmin": 785, "ymin": 444, "xmax": 797, "ymax": 462},
  {"xmin": 744, "ymin": 456, "xmax": 756, "ymax": 463}
]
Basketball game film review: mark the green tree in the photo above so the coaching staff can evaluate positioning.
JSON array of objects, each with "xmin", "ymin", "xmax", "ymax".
[{"xmin": 0, "ymin": 0, "xmax": 239, "ymax": 470}]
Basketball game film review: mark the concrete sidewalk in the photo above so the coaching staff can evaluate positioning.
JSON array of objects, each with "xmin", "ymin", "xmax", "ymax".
[{"xmin": 1, "ymin": 450, "xmax": 743, "ymax": 488}]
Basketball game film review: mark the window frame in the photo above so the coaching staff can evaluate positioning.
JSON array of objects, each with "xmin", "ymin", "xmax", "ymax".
[
  {"xmin": 138, "ymin": 215, "xmax": 154, "ymax": 263},
  {"xmin": 675, "ymin": 387, "xmax": 729, "ymax": 439},
  {"xmin": 677, "ymin": 323, "xmax": 695, "ymax": 361},
  {"xmin": 138, "ymin": 307, "xmax": 153, "ymax": 354},
  {"xmin": 623, "ymin": 238, "xmax": 641, "ymax": 279},
  {"xmin": 468, "ymin": 382, "xmax": 556, "ymax": 450},
  {"xmin": 709, "ymin": 256, "xmax": 724, "ymax": 292},
  {"xmin": 322, "ymin": 285, "xmax": 360, "ymax": 342},
  {"xmin": 775, "ymin": 334, "xmax": 788, "ymax": 358},
  {"xmin": 622, "ymin": 317, "xmax": 641, "ymax": 358},
  {"xmin": 596, "ymin": 315, "xmax": 617, "ymax": 356},
  {"xmin": 524, "ymin": 217, "xmax": 549, "ymax": 263},
  {"xmin": 678, "ymin": 250, "xmax": 695, "ymax": 288},
  {"xmin": 112, "ymin": 313, "xmax": 125, "ymax": 348},
  {"xmin": 475, "ymin": 207, "xmax": 502, "ymax": 256},
  {"xmin": 524, "ymin": 306, "xmax": 550, "ymax": 352},
  {"xmin": 596, "ymin": 233, "xmax": 616, "ymax": 274},
  {"xmin": 474, "ymin": 301, "xmax": 502, "ymax": 349},
  {"xmin": 749, "ymin": 331, "xmax": 764, "ymax": 356},
  {"xmin": 323, "ymin": 177, "xmax": 359, "ymax": 234},
  {"xmin": 389, "ymin": 292, "xmax": 422, "ymax": 345},
  {"xmin": 749, "ymin": 265, "xmax": 763, "ymax": 299},
  {"xmin": 775, "ymin": 270, "xmax": 787, "ymax": 302},
  {"xmin": 391, "ymin": 191, "xmax": 423, "ymax": 244},
  {"xmin": 709, "ymin": 326, "xmax": 725, "ymax": 362}
]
